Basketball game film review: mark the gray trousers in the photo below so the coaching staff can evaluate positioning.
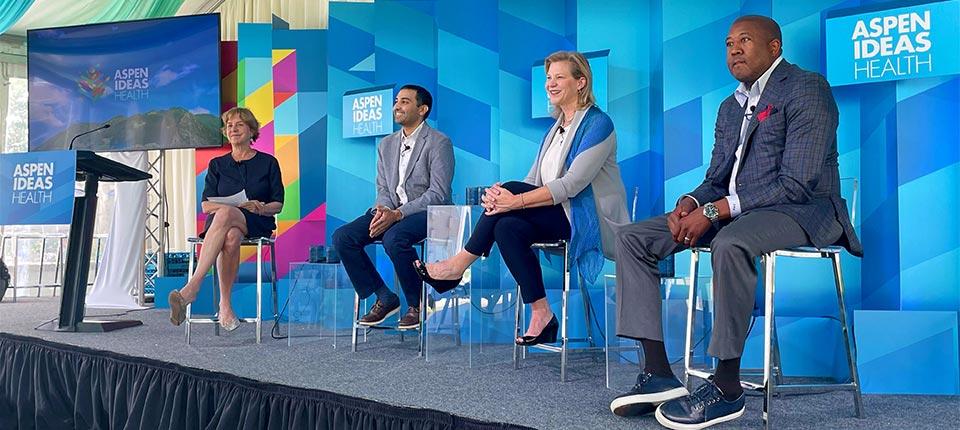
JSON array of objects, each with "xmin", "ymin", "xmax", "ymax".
[{"xmin": 615, "ymin": 210, "xmax": 841, "ymax": 359}]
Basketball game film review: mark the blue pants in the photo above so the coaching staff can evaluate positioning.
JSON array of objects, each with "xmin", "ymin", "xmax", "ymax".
[
  {"xmin": 464, "ymin": 181, "xmax": 571, "ymax": 304},
  {"xmin": 332, "ymin": 210, "xmax": 427, "ymax": 307}
]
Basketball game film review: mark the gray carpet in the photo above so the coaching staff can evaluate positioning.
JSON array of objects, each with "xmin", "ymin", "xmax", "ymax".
[{"xmin": 0, "ymin": 297, "xmax": 956, "ymax": 430}]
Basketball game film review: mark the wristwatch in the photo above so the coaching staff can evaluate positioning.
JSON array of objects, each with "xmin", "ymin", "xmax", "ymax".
[{"xmin": 702, "ymin": 202, "xmax": 720, "ymax": 222}]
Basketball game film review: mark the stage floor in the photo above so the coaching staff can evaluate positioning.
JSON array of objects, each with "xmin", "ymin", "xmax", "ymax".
[{"xmin": 1, "ymin": 297, "xmax": 957, "ymax": 429}]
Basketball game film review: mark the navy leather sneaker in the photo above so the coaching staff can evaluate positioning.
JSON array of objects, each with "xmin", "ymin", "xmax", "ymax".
[
  {"xmin": 655, "ymin": 380, "xmax": 745, "ymax": 430},
  {"xmin": 609, "ymin": 372, "xmax": 688, "ymax": 417}
]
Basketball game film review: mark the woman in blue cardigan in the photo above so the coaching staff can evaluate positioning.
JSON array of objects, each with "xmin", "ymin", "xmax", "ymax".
[{"xmin": 416, "ymin": 51, "xmax": 629, "ymax": 345}]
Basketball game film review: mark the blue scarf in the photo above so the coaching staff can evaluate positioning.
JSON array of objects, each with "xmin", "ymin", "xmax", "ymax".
[{"xmin": 539, "ymin": 106, "xmax": 614, "ymax": 283}]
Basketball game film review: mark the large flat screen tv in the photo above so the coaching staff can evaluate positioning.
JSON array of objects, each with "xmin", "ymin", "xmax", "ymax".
[{"xmin": 27, "ymin": 14, "xmax": 222, "ymax": 152}]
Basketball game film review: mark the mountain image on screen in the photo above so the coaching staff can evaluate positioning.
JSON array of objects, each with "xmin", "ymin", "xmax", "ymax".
[
  {"xmin": 37, "ymin": 108, "xmax": 222, "ymax": 152},
  {"xmin": 27, "ymin": 14, "xmax": 222, "ymax": 152}
]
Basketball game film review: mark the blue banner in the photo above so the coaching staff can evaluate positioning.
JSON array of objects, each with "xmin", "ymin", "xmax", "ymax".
[
  {"xmin": 342, "ymin": 85, "xmax": 394, "ymax": 138},
  {"xmin": 0, "ymin": 150, "xmax": 77, "ymax": 225},
  {"xmin": 826, "ymin": 0, "xmax": 960, "ymax": 86}
]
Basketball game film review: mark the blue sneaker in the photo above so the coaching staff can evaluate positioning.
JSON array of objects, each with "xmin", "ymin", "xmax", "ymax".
[
  {"xmin": 610, "ymin": 372, "xmax": 688, "ymax": 417},
  {"xmin": 655, "ymin": 380, "xmax": 745, "ymax": 429}
]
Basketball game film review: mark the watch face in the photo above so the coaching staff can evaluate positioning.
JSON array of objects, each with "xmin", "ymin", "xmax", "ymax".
[{"xmin": 704, "ymin": 204, "xmax": 719, "ymax": 220}]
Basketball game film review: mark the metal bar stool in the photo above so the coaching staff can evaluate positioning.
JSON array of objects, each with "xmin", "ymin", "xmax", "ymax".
[
  {"xmin": 184, "ymin": 236, "xmax": 279, "ymax": 344},
  {"xmin": 682, "ymin": 179, "xmax": 863, "ymax": 428},
  {"xmin": 513, "ymin": 240, "xmax": 601, "ymax": 382}
]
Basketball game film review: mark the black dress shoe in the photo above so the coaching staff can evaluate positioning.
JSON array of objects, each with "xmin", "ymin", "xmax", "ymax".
[
  {"xmin": 609, "ymin": 372, "xmax": 688, "ymax": 417},
  {"xmin": 413, "ymin": 260, "xmax": 461, "ymax": 293},
  {"xmin": 655, "ymin": 380, "xmax": 745, "ymax": 430},
  {"xmin": 358, "ymin": 297, "xmax": 400, "ymax": 326},
  {"xmin": 515, "ymin": 315, "xmax": 559, "ymax": 346}
]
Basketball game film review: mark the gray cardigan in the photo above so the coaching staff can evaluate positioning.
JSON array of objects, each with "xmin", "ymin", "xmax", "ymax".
[{"xmin": 524, "ymin": 107, "xmax": 630, "ymax": 259}]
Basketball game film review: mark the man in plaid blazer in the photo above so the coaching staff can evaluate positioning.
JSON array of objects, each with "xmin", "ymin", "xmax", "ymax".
[{"xmin": 609, "ymin": 16, "xmax": 862, "ymax": 430}]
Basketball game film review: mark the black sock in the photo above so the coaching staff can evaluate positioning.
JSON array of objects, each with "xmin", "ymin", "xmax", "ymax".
[
  {"xmin": 640, "ymin": 339, "xmax": 674, "ymax": 378},
  {"xmin": 374, "ymin": 286, "xmax": 397, "ymax": 304},
  {"xmin": 714, "ymin": 357, "xmax": 743, "ymax": 401}
]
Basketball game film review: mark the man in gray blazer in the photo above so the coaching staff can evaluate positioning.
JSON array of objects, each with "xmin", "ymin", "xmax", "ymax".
[
  {"xmin": 332, "ymin": 85, "xmax": 454, "ymax": 330},
  {"xmin": 609, "ymin": 16, "xmax": 862, "ymax": 429}
]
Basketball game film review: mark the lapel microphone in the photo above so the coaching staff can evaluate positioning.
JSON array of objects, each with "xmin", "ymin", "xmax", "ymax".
[{"xmin": 558, "ymin": 125, "xmax": 565, "ymax": 134}]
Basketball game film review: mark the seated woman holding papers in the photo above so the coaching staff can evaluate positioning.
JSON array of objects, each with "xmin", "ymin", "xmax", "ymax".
[{"xmin": 168, "ymin": 107, "xmax": 283, "ymax": 331}]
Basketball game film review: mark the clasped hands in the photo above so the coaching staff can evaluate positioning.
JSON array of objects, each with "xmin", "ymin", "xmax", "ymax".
[
  {"xmin": 667, "ymin": 197, "xmax": 712, "ymax": 246},
  {"xmin": 480, "ymin": 183, "xmax": 521, "ymax": 215},
  {"xmin": 369, "ymin": 205, "xmax": 403, "ymax": 237}
]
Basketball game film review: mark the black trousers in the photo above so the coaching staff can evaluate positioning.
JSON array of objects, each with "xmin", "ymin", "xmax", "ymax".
[
  {"xmin": 464, "ymin": 181, "xmax": 571, "ymax": 304},
  {"xmin": 332, "ymin": 210, "xmax": 427, "ymax": 307}
]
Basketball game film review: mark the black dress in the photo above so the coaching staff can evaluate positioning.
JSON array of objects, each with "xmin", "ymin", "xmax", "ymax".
[{"xmin": 201, "ymin": 151, "xmax": 284, "ymax": 239}]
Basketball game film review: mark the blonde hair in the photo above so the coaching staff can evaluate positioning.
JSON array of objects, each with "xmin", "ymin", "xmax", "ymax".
[
  {"xmin": 221, "ymin": 107, "xmax": 261, "ymax": 142},
  {"xmin": 544, "ymin": 51, "xmax": 596, "ymax": 116}
]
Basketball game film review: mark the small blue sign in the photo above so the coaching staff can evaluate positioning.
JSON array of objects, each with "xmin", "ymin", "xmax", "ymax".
[
  {"xmin": 0, "ymin": 150, "xmax": 77, "ymax": 225},
  {"xmin": 826, "ymin": 0, "xmax": 960, "ymax": 86},
  {"xmin": 342, "ymin": 85, "xmax": 394, "ymax": 138},
  {"xmin": 531, "ymin": 50, "xmax": 609, "ymax": 118}
]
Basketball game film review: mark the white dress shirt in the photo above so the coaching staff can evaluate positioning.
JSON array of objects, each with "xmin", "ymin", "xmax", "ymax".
[
  {"xmin": 540, "ymin": 125, "xmax": 568, "ymax": 184},
  {"xmin": 725, "ymin": 55, "xmax": 783, "ymax": 218},
  {"xmin": 396, "ymin": 121, "xmax": 424, "ymax": 205}
]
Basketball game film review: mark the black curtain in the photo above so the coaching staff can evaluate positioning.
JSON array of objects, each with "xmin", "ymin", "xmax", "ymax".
[{"xmin": 0, "ymin": 333, "xmax": 533, "ymax": 430}]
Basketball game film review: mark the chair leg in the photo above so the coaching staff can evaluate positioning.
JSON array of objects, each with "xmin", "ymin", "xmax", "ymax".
[
  {"xmin": 185, "ymin": 242, "xmax": 196, "ymax": 344},
  {"xmin": 578, "ymin": 273, "xmax": 595, "ymax": 347},
  {"xmin": 419, "ymin": 283, "xmax": 427, "ymax": 357},
  {"xmin": 683, "ymin": 249, "xmax": 701, "ymax": 391},
  {"xmin": 560, "ymin": 247, "xmax": 570, "ymax": 382},
  {"xmin": 762, "ymin": 253, "xmax": 776, "ymax": 429},
  {"xmin": 213, "ymin": 263, "xmax": 220, "ymax": 337},
  {"xmin": 270, "ymin": 243, "xmax": 279, "ymax": 327},
  {"xmin": 351, "ymin": 292, "xmax": 360, "ymax": 352},
  {"xmin": 453, "ymin": 291, "xmax": 462, "ymax": 347},
  {"xmin": 772, "ymin": 323, "xmax": 784, "ymax": 387},
  {"xmin": 255, "ymin": 242, "xmax": 263, "ymax": 344},
  {"xmin": 513, "ymin": 284, "xmax": 522, "ymax": 369},
  {"xmin": 832, "ymin": 253, "xmax": 865, "ymax": 418}
]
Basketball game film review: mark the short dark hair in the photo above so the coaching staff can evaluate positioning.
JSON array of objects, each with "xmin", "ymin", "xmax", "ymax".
[
  {"xmin": 734, "ymin": 15, "xmax": 782, "ymax": 51},
  {"xmin": 399, "ymin": 84, "xmax": 433, "ymax": 119}
]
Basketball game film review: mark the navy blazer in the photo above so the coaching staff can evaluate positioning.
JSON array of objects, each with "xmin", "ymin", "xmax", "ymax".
[{"xmin": 688, "ymin": 60, "xmax": 862, "ymax": 256}]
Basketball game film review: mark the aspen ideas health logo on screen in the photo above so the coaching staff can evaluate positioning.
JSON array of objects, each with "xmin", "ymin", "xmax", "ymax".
[{"xmin": 826, "ymin": 0, "xmax": 960, "ymax": 86}]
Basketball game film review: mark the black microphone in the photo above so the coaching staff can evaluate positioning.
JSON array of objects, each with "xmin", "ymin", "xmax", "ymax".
[
  {"xmin": 558, "ymin": 125, "xmax": 565, "ymax": 134},
  {"xmin": 744, "ymin": 105, "xmax": 756, "ymax": 119},
  {"xmin": 68, "ymin": 123, "xmax": 110, "ymax": 150},
  {"xmin": 402, "ymin": 144, "xmax": 411, "ymax": 153}
]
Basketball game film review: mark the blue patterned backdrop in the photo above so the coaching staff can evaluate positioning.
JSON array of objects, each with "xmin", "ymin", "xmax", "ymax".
[{"xmin": 324, "ymin": 0, "xmax": 959, "ymax": 394}]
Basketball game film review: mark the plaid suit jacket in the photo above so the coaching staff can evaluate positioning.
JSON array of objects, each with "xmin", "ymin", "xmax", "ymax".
[{"xmin": 688, "ymin": 60, "xmax": 863, "ymax": 256}]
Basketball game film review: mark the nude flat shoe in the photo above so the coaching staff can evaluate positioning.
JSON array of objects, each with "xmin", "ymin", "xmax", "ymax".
[{"xmin": 168, "ymin": 291, "xmax": 187, "ymax": 326}]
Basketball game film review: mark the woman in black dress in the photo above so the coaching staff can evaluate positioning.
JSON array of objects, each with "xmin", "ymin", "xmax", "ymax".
[{"xmin": 168, "ymin": 107, "xmax": 284, "ymax": 331}]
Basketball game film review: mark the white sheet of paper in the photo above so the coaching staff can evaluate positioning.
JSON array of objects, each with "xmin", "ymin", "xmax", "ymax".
[{"xmin": 207, "ymin": 189, "xmax": 248, "ymax": 207}]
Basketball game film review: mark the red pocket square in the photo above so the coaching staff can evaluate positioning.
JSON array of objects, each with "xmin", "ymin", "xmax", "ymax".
[{"xmin": 757, "ymin": 104, "xmax": 776, "ymax": 122}]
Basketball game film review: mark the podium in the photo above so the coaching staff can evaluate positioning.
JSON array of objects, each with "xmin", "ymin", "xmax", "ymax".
[{"xmin": 57, "ymin": 151, "xmax": 151, "ymax": 332}]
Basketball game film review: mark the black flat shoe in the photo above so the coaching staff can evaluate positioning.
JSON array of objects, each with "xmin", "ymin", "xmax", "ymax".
[
  {"xmin": 413, "ymin": 260, "xmax": 462, "ymax": 294},
  {"xmin": 516, "ymin": 315, "xmax": 559, "ymax": 346}
]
